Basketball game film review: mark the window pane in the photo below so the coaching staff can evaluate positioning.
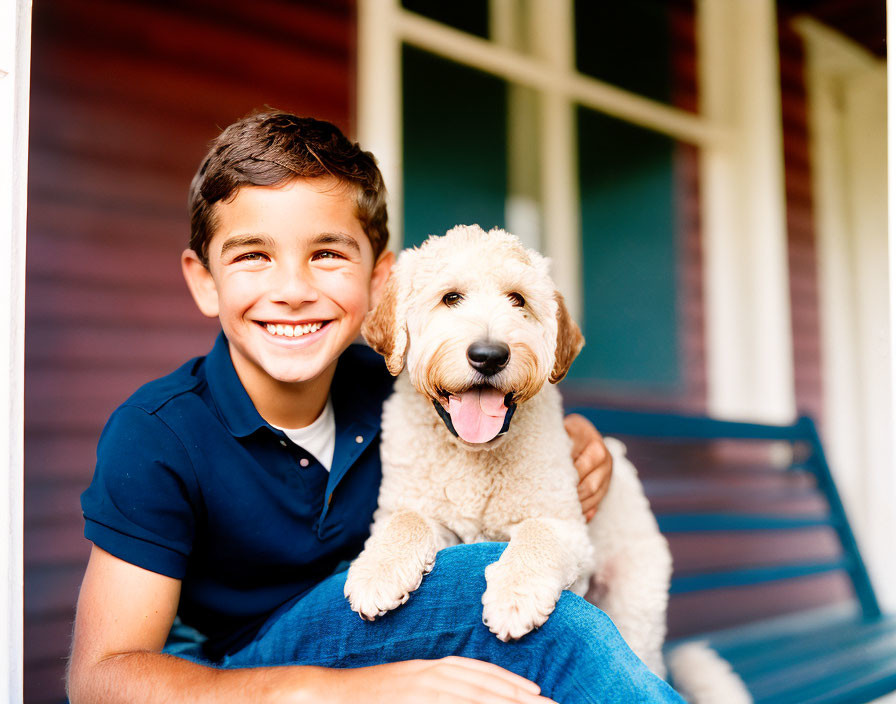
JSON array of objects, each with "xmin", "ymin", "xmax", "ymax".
[
  {"xmin": 401, "ymin": 0, "xmax": 490, "ymax": 39},
  {"xmin": 402, "ymin": 46, "xmax": 507, "ymax": 246},
  {"xmin": 574, "ymin": 0, "xmax": 698, "ymax": 114},
  {"xmin": 571, "ymin": 108, "xmax": 687, "ymax": 393}
]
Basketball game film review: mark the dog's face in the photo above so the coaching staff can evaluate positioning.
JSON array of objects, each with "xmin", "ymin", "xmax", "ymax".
[{"xmin": 364, "ymin": 225, "xmax": 584, "ymax": 446}]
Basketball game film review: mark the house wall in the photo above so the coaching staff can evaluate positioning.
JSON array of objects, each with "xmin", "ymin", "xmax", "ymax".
[
  {"xmin": 25, "ymin": 1, "xmax": 355, "ymax": 701},
  {"xmin": 670, "ymin": 3, "xmax": 708, "ymax": 415},
  {"xmin": 779, "ymin": 12, "xmax": 825, "ymax": 425}
]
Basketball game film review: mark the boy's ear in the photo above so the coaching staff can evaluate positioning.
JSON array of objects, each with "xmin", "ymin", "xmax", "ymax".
[
  {"xmin": 181, "ymin": 249, "xmax": 220, "ymax": 318},
  {"xmin": 369, "ymin": 250, "xmax": 395, "ymax": 309},
  {"xmin": 550, "ymin": 292, "xmax": 585, "ymax": 383}
]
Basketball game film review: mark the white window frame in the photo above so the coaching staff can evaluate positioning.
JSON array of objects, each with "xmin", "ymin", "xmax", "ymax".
[
  {"xmin": 1, "ymin": 0, "xmax": 31, "ymax": 700},
  {"xmin": 357, "ymin": 0, "xmax": 795, "ymax": 422}
]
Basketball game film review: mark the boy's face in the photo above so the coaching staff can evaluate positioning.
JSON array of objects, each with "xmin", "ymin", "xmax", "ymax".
[{"xmin": 182, "ymin": 178, "xmax": 392, "ymax": 390}]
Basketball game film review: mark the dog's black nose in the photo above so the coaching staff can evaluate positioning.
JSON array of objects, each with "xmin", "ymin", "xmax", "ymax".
[{"xmin": 467, "ymin": 340, "xmax": 510, "ymax": 376}]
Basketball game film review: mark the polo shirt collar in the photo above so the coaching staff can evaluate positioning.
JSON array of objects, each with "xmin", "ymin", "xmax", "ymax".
[
  {"xmin": 205, "ymin": 332, "xmax": 385, "ymax": 440},
  {"xmin": 330, "ymin": 348, "xmax": 384, "ymax": 428},
  {"xmin": 205, "ymin": 332, "xmax": 271, "ymax": 438}
]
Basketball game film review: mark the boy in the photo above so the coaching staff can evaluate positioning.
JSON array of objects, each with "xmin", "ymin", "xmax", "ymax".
[{"xmin": 67, "ymin": 112, "xmax": 683, "ymax": 703}]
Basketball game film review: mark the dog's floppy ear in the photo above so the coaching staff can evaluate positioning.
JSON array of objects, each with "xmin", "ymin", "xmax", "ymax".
[
  {"xmin": 550, "ymin": 292, "xmax": 584, "ymax": 383},
  {"xmin": 363, "ymin": 266, "xmax": 409, "ymax": 375}
]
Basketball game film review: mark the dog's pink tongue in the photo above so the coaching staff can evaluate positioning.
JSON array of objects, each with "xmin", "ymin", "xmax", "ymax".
[{"xmin": 447, "ymin": 388, "xmax": 507, "ymax": 443}]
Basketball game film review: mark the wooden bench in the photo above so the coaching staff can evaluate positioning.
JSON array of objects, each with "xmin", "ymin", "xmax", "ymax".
[{"xmin": 572, "ymin": 408, "xmax": 896, "ymax": 704}]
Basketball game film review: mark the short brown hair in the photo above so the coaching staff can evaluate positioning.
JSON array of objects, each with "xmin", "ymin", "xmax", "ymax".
[{"xmin": 189, "ymin": 111, "xmax": 389, "ymax": 265}]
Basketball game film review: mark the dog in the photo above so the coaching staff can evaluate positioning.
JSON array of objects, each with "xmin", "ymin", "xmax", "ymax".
[{"xmin": 344, "ymin": 225, "xmax": 672, "ymax": 677}]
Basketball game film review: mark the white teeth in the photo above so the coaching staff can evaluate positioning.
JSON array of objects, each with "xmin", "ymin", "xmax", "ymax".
[{"xmin": 263, "ymin": 322, "xmax": 325, "ymax": 338}]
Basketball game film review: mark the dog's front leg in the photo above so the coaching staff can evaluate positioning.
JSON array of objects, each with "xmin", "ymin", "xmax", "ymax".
[
  {"xmin": 344, "ymin": 509, "xmax": 452, "ymax": 620},
  {"xmin": 482, "ymin": 518, "xmax": 592, "ymax": 641}
]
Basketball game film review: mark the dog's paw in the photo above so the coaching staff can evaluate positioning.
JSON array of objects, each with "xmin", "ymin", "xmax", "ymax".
[
  {"xmin": 481, "ymin": 559, "xmax": 563, "ymax": 641},
  {"xmin": 344, "ymin": 545, "xmax": 436, "ymax": 621}
]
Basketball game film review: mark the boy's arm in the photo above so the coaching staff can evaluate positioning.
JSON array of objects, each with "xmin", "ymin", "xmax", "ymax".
[{"xmin": 68, "ymin": 546, "xmax": 552, "ymax": 704}]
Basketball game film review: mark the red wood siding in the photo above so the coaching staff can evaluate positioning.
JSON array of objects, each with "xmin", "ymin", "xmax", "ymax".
[
  {"xmin": 25, "ymin": 1, "xmax": 354, "ymax": 701},
  {"xmin": 778, "ymin": 13, "xmax": 825, "ymax": 425},
  {"xmin": 669, "ymin": 2, "xmax": 707, "ymax": 415}
]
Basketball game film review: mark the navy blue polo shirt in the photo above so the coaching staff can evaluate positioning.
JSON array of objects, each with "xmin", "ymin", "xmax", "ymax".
[{"xmin": 81, "ymin": 333, "xmax": 394, "ymax": 658}]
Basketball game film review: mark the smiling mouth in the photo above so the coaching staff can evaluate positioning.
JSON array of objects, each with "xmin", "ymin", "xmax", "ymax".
[
  {"xmin": 433, "ymin": 386, "xmax": 517, "ymax": 444},
  {"xmin": 256, "ymin": 320, "xmax": 330, "ymax": 338}
]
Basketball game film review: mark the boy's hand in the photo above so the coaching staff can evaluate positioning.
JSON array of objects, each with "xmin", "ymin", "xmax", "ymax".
[
  {"xmin": 318, "ymin": 656, "xmax": 557, "ymax": 704},
  {"xmin": 564, "ymin": 414, "xmax": 613, "ymax": 522}
]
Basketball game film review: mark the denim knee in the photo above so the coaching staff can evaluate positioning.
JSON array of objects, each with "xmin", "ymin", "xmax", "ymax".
[
  {"xmin": 542, "ymin": 590, "xmax": 615, "ymax": 640},
  {"xmin": 411, "ymin": 542, "xmax": 505, "ymax": 617},
  {"xmin": 434, "ymin": 541, "xmax": 507, "ymax": 574}
]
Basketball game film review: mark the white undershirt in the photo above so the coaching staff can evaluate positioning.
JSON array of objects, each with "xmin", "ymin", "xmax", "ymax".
[{"xmin": 272, "ymin": 397, "xmax": 336, "ymax": 471}]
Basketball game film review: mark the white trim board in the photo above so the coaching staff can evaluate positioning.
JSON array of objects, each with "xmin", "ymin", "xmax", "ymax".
[
  {"xmin": 1, "ymin": 0, "xmax": 31, "ymax": 699},
  {"xmin": 890, "ymin": 0, "xmax": 896, "ymax": 613}
]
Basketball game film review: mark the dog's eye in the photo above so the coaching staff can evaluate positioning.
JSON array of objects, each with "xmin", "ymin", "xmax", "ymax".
[
  {"xmin": 508, "ymin": 292, "xmax": 526, "ymax": 308},
  {"xmin": 442, "ymin": 292, "xmax": 463, "ymax": 307}
]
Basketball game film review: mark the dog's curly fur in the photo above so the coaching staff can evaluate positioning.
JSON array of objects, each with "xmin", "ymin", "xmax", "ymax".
[{"xmin": 345, "ymin": 225, "xmax": 672, "ymax": 676}]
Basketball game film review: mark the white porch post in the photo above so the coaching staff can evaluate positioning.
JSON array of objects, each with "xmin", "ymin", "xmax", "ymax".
[
  {"xmin": 698, "ymin": 0, "xmax": 796, "ymax": 422},
  {"xmin": 796, "ymin": 17, "xmax": 893, "ymax": 609},
  {"xmin": 1, "ymin": 0, "xmax": 31, "ymax": 700}
]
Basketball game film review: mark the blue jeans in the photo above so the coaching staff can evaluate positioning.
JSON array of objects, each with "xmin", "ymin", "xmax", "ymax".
[{"xmin": 167, "ymin": 543, "xmax": 684, "ymax": 703}]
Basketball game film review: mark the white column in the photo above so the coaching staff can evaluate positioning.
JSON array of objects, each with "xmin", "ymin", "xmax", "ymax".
[
  {"xmin": 796, "ymin": 16, "xmax": 893, "ymax": 608},
  {"xmin": 356, "ymin": 0, "xmax": 404, "ymax": 252},
  {"xmin": 0, "ymin": 0, "xmax": 31, "ymax": 700},
  {"xmin": 698, "ymin": 0, "xmax": 796, "ymax": 422}
]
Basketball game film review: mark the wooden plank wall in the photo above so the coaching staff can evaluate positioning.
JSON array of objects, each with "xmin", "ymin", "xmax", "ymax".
[
  {"xmin": 25, "ymin": 1, "xmax": 354, "ymax": 701},
  {"xmin": 778, "ymin": 12, "xmax": 825, "ymax": 426},
  {"xmin": 669, "ymin": 1, "xmax": 707, "ymax": 416}
]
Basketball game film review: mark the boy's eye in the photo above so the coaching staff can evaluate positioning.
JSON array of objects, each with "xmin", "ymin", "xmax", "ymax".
[
  {"xmin": 312, "ymin": 250, "xmax": 345, "ymax": 261},
  {"xmin": 442, "ymin": 292, "xmax": 463, "ymax": 307},
  {"xmin": 234, "ymin": 252, "xmax": 267, "ymax": 263}
]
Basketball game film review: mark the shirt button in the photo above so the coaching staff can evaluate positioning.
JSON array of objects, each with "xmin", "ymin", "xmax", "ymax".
[
  {"xmin": 279, "ymin": 439, "xmax": 288, "ymax": 447},
  {"xmin": 355, "ymin": 435, "xmax": 364, "ymax": 444},
  {"xmin": 299, "ymin": 458, "xmax": 310, "ymax": 468}
]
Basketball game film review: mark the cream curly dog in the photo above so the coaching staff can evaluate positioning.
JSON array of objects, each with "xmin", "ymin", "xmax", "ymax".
[{"xmin": 344, "ymin": 225, "xmax": 672, "ymax": 676}]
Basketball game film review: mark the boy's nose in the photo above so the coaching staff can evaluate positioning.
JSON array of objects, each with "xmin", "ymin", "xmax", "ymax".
[{"xmin": 270, "ymin": 266, "xmax": 319, "ymax": 305}]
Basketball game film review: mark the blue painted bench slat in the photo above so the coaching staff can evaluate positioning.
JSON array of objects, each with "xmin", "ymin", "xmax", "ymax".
[
  {"xmin": 658, "ymin": 513, "xmax": 837, "ymax": 532},
  {"xmin": 569, "ymin": 408, "xmax": 895, "ymax": 704},
  {"xmin": 750, "ymin": 634, "xmax": 896, "ymax": 704},
  {"xmin": 670, "ymin": 559, "xmax": 853, "ymax": 594}
]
